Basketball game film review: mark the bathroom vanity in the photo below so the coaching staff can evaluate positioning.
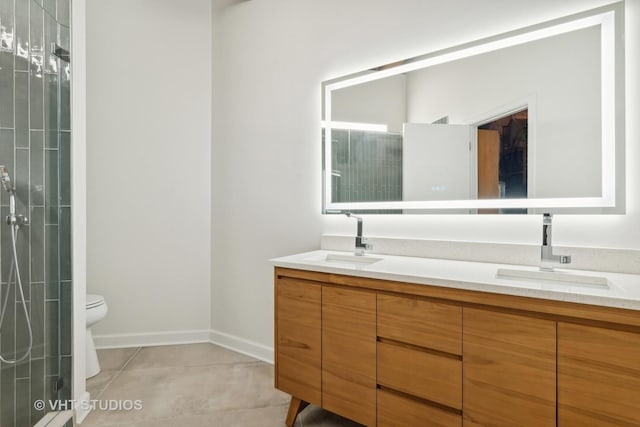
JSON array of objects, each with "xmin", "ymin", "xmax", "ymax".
[
  {"xmin": 272, "ymin": 251, "xmax": 640, "ymax": 427},
  {"xmin": 279, "ymin": 2, "xmax": 632, "ymax": 425}
]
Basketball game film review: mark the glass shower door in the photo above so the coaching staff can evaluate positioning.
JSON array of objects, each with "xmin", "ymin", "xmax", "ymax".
[{"xmin": 0, "ymin": 0, "xmax": 72, "ymax": 426}]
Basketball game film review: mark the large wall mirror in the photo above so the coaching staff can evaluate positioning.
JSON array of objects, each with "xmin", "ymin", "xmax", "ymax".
[{"xmin": 321, "ymin": 4, "xmax": 624, "ymax": 214}]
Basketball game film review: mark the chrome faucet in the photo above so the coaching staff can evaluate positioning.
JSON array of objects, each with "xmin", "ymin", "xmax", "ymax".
[
  {"xmin": 345, "ymin": 213, "xmax": 372, "ymax": 256},
  {"xmin": 540, "ymin": 213, "xmax": 571, "ymax": 271}
]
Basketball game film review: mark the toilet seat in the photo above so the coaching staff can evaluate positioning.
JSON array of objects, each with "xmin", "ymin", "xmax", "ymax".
[{"xmin": 86, "ymin": 294, "xmax": 105, "ymax": 309}]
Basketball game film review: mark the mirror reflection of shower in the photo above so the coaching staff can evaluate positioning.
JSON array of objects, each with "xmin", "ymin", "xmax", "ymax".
[{"xmin": 0, "ymin": 165, "xmax": 32, "ymax": 364}]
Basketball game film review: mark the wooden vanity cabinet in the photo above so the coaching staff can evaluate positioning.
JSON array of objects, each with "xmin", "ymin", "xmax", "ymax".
[
  {"xmin": 274, "ymin": 267, "xmax": 640, "ymax": 427},
  {"xmin": 558, "ymin": 322, "xmax": 640, "ymax": 426}
]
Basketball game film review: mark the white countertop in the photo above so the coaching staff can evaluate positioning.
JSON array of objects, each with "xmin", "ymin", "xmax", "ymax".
[{"xmin": 271, "ymin": 250, "xmax": 640, "ymax": 311}]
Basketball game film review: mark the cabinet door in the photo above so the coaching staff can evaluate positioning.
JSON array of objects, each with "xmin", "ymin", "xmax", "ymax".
[
  {"xmin": 558, "ymin": 322, "xmax": 640, "ymax": 426},
  {"xmin": 463, "ymin": 308, "xmax": 556, "ymax": 427},
  {"xmin": 322, "ymin": 286, "xmax": 376, "ymax": 427},
  {"xmin": 275, "ymin": 277, "xmax": 322, "ymax": 406}
]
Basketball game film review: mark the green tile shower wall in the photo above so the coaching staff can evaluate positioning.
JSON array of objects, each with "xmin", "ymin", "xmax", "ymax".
[
  {"xmin": 331, "ymin": 129, "xmax": 403, "ymax": 213},
  {"xmin": 0, "ymin": 0, "xmax": 72, "ymax": 426}
]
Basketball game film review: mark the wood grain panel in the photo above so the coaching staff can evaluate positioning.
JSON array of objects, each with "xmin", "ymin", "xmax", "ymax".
[
  {"xmin": 377, "ymin": 389, "xmax": 461, "ymax": 427},
  {"xmin": 276, "ymin": 267, "xmax": 329, "ymax": 283},
  {"xmin": 325, "ymin": 271, "xmax": 640, "ymax": 329},
  {"xmin": 463, "ymin": 308, "xmax": 556, "ymax": 427},
  {"xmin": 377, "ymin": 294, "xmax": 461, "ymax": 355},
  {"xmin": 322, "ymin": 286, "xmax": 376, "ymax": 427},
  {"xmin": 477, "ymin": 129, "xmax": 500, "ymax": 214},
  {"xmin": 285, "ymin": 397, "xmax": 308, "ymax": 427},
  {"xmin": 377, "ymin": 341, "xmax": 461, "ymax": 409},
  {"xmin": 558, "ymin": 322, "xmax": 640, "ymax": 427},
  {"xmin": 275, "ymin": 277, "xmax": 322, "ymax": 406}
]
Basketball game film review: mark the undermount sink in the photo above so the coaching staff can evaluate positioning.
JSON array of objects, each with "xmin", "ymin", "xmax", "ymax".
[
  {"xmin": 309, "ymin": 253, "xmax": 383, "ymax": 266},
  {"xmin": 496, "ymin": 268, "xmax": 608, "ymax": 287}
]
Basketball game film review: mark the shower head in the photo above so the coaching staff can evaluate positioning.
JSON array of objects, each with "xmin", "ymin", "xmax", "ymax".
[{"xmin": 0, "ymin": 165, "xmax": 15, "ymax": 193}]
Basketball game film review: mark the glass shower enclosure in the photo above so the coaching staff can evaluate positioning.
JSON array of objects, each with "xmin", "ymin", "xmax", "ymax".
[{"xmin": 0, "ymin": 0, "xmax": 73, "ymax": 425}]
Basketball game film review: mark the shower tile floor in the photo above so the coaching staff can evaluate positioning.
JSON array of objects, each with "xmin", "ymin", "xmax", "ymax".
[{"xmin": 82, "ymin": 343, "xmax": 362, "ymax": 427}]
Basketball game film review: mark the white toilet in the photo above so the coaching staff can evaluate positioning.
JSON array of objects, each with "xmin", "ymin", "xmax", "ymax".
[{"xmin": 86, "ymin": 294, "xmax": 108, "ymax": 378}]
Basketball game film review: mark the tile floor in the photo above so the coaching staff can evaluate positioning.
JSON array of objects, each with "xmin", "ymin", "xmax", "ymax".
[{"xmin": 82, "ymin": 343, "xmax": 362, "ymax": 427}]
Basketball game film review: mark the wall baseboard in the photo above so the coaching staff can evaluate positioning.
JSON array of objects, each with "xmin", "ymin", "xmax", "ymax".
[
  {"xmin": 209, "ymin": 329, "xmax": 274, "ymax": 364},
  {"xmin": 93, "ymin": 329, "xmax": 210, "ymax": 349},
  {"xmin": 92, "ymin": 329, "xmax": 274, "ymax": 364}
]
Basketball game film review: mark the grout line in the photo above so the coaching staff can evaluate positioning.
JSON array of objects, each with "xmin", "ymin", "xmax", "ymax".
[
  {"xmin": 12, "ymin": 13, "xmax": 18, "ymax": 408},
  {"xmin": 90, "ymin": 347, "xmax": 141, "ymax": 400},
  {"xmin": 120, "ymin": 346, "xmax": 142, "ymax": 371}
]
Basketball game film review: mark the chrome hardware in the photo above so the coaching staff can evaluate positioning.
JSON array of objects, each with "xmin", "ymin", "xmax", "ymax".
[
  {"xmin": 345, "ymin": 212, "xmax": 372, "ymax": 256},
  {"xmin": 540, "ymin": 213, "xmax": 572, "ymax": 271}
]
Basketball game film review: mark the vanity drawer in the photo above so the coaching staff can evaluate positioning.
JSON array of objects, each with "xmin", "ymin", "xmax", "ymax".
[
  {"xmin": 378, "ymin": 389, "xmax": 462, "ymax": 427},
  {"xmin": 377, "ymin": 294, "xmax": 462, "ymax": 355},
  {"xmin": 377, "ymin": 341, "xmax": 462, "ymax": 410}
]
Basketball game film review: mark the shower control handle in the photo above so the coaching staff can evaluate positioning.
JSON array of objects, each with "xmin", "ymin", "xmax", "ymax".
[{"xmin": 6, "ymin": 214, "xmax": 28, "ymax": 227}]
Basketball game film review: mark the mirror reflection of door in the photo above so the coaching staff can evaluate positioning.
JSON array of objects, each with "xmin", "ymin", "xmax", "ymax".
[
  {"xmin": 403, "ymin": 123, "xmax": 471, "ymax": 204},
  {"xmin": 477, "ymin": 129, "xmax": 500, "ymax": 214},
  {"xmin": 477, "ymin": 110, "xmax": 528, "ymax": 214}
]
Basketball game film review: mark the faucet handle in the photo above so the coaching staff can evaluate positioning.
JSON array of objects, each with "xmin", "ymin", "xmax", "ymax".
[
  {"xmin": 362, "ymin": 237, "xmax": 372, "ymax": 250},
  {"xmin": 559, "ymin": 255, "xmax": 572, "ymax": 264}
]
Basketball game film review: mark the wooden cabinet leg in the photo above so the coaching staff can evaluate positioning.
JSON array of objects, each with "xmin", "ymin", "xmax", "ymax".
[{"xmin": 285, "ymin": 396, "xmax": 309, "ymax": 427}]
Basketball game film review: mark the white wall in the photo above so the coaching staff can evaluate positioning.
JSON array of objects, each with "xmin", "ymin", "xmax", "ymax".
[
  {"xmin": 86, "ymin": 0, "xmax": 212, "ymax": 342},
  {"xmin": 332, "ymin": 74, "xmax": 407, "ymax": 133},
  {"xmin": 212, "ymin": 0, "xmax": 638, "ymax": 355},
  {"xmin": 210, "ymin": 3, "xmax": 324, "ymax": 357}
]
